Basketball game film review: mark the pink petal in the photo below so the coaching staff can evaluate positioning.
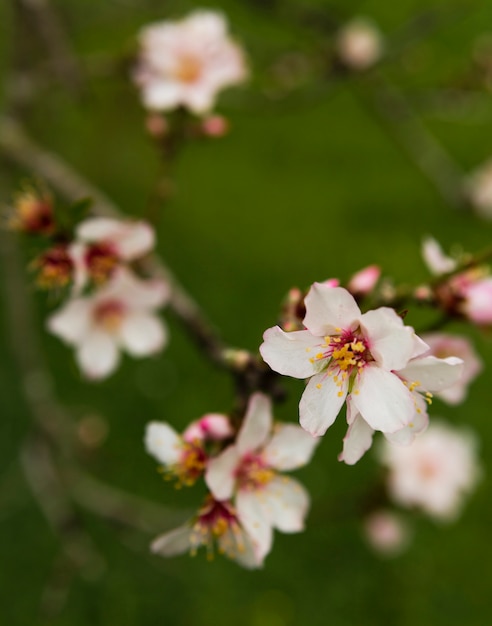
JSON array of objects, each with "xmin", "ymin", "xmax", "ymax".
[
  {"xmin": 299, "ymin": 372, "xmax": 348, "ymax": 437},
  {"xmin": 339, "ymin": 414, "xmax": 375, "ymax": 465},
  {"xmin": 303, "ymin": 284, "xmax": 361, "ymax": 336},
  {"xmin": 260, "ymin": 327, "xmax": 321, "ymax": 379},
  {"xmin": 145, "ymin": 421, "xmax": 182, "ymax": 465},
  {"xmin": 237, "ymin": 393, "xmax": 272, "ymax": 455},
  {"xmin": 262, "ymin": 424, "xmax": 318, "ymax": 471},
  {"xmin": 205, "ymin": 446, "xmax": 240, "ymax": 501}
]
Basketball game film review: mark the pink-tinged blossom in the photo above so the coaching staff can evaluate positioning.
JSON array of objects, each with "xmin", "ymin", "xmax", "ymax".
[
  {"xmin": 380, "ymin": 421, "xmax": 481, "ymax": 521},
  {"xmin": 363, "ymin": 510, "xmax": 411, "ymax": 557},
  {"xmin": 69, "ymin": 217, "xmax": 155, "ymax": 292},
  {"xmin": 347, "ymin": 265, "xmax": 381, "ymax": 296},
  {"xmin": 260, "ymin": 283, "xmax": 449, "ymax": 441},
  {"xmin": 335, "ymin": 18, "xmax": 384, "ymax": 71},
  {"xmin": 339, "ymin": 353, "xmax": 463, "ymax": 465},
  {"xmin": 421, "ymin": 333, "xmax": 483, "ymax": 404},
  {"xmin": 206, "ymin": 393, "xmax": 318, "ymax": 561},
  {"xmin": 145, "ymin": 414, "xmax": 232, "ymax": 486},
  {"xmin": 134, "ymin": 10, "xmax": 248, "ymax": 114},
  {"xmin": 422, "ymin": 237, "xmax": 492, "ymax": 325},
  {"xmin": 47, "ymin": 268, "xmax": 168, "ymax": 379},
  {"xmin": 151, "ymin": 496, "xmax": 262, "ymax": 568}
]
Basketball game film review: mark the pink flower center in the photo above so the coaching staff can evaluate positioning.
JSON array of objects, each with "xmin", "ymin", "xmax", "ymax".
[
  {"xmin": 175, "ymin": 441, "xmax": 207, "ymax": 487},
  {"xmin": 235, "ymin": 453, "xmax": 274, "ymax": 491},
  {"xmin": 311, "ymin": 329, "xmax": 371, "ymax": 374},
  {"xmin": 85, "ymin": 242, "xmax": 119, "ymax": 284},
  {"xmin": 190, "ymin": 497, "xmax": 247, "ymax": 560},
  {"xmin": 93, "ymin": 299, "xmax": 125, "ymax": 331},
  {"xmin": 33, "ymin": 245, "xmax": 74, "ymax": 289}
]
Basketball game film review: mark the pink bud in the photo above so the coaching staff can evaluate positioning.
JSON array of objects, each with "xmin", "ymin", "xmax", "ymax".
[
  {"xmin": 323, "ymin": 278, "xmax": 340, "ymax": 288},
  {"xmin": 462, "ymin": 278, "xmax": 492, "ymax": 324},
  {"xmin": 201, "ymin": 115, "xmax": 229, "ymax": 138},
  {"xmin": 348, "ymin": 265, "xmax": 381, "ymax": 295},
  {"xmin": 145, "ymin": 113, "xmax": 169, "ymax": 138},
  {"xmin": 183, "ymin": 414, "xmax": 233, "ymax": 443},
  {"xmin": 363, "ymin": 511, "xmax": 410, "ymax": 556}
]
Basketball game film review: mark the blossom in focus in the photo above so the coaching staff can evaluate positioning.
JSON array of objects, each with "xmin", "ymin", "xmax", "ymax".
[
  {"xmin": 145, "ymin": 414, "xmax": 233, "ymax": 486},
  {"xmin": 47, "ymin": 267, "xmax": 168, "ymax": 379},
  {"xmin": 206, "ymin": 393, "xmax": 318, "ymax": 561},
  {"xmin": 363, "ymin": 510, "xmax": 411, "ymax": 556},
  {"xmin": 151, "ymin": 495, "xmax": 262, "ymax": 568},
  {"xmin": 69, "ymin": 217, "xmax": 155, "ymax": 292},
  {"xmin": 335, "ymin": 18, "xmax": 384, "ymax": 71},
  {"xmin": 380, "ymin": 421, "xmax": 481, "ymax": 521},
  {"xmin": 422, "ymin": 237, "xmax": 492, "ymax": 325},
  {"xmin": 421, "ymin": 332, "xmax": 482, "ymax": 404},
  {"xmin": 339, "ymin": 353, "xmax": 463, "ymax": 464},
  {"xmin": 8, "ymin": 184, "xmax": 55, "ymax": 235},
  {"xmin": 465, "ymin": 158, "xmax": 492, "ymax": 219},
  {"xmin": 134, "ymin": 10, "xmax": 248, "ymax": 114},
  {"xmin": 261, "ymin": 283, "xmax": 448, "ymax": 441}
]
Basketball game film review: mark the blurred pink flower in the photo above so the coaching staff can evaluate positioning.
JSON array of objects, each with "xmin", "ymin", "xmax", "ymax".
[
  {"xmin": 380, "ymin": 421, "xmax": 481, "ymax": 521},
  {"xmin": 261, "ymin": 284, "xmax": 436, "ymax": 440},
  {"xmin": 134, "ymin": 10, "xmax": 248, "ymax": 113},
  {"xmin": 421, "ymin": 332, "xmax": 483, "ymax": 404},
  {"xmin": 47, "ymin": 268, "xmax": 168, "ymax": 379},
  {"xmin": 363, "ymin": 510, "xmax": 411, "ymax": 556},
  {"xmin": 151, "ymin": 496, "xmax": 262, "ymax": 568},
  {"xmin": 347, "ymin": 265, "xmax": 381, "ymax": 296},
  {"xmin": 206, "ymin": 393, "xmax": 318, "ymax": 561}
]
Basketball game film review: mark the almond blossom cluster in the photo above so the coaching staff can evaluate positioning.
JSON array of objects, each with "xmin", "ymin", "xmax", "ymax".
[
  {"xmin": 134, "ymin": 10, "xmax": 248, "ymax": 114},
  {"xmin": 260, "ymin": 283, "xmax": 464, "ymax": 463},
  {"xmin": 145, "ymin": 393, "xmax": 319, "ymax": 567}
]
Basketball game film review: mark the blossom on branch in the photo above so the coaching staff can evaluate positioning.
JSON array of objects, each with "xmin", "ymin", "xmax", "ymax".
[
  {"xmin": 47, "ymin": 267, "xmax": 168, "ymax": 379},
  {"xmin": 335, "ymin": 17, "xmax": 384, "ymax": 71},
  {"xmin": 206, "ymin": 393, "xmax": 318, "ymax": 561},
  {"xmin": 69, "ymin": 217, "xmax": 155, "ymax": 292},
  {"xmin": 379, "ymin": 421, "xmax": 481, "ymax": 521},
  {"xmin": 151, "ymin": 495, "xmax": 261, "ymax": 568},
  {"xmin": 134, "ymin": 10, "xmax": 248, "ymax": 114},
  {"xmin": 145, "ymin": 414, "xmax": 233, "ymax": 487}
]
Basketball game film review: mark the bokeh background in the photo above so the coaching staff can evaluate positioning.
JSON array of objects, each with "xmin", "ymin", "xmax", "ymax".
[{"xmin": 1, "ymin": 1, "xmax": 492, "ymax": 624}]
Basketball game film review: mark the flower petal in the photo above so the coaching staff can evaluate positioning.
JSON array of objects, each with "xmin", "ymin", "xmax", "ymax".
[
  {"xmin": 151, "ymin": 525, "xmax": 191, "ymax": 556},
  {"xmin": 114, "ymin": 222, "xmax": 155, "ymax": 259},
  {"xmin": 262, "ymin": 424, "xmax": 318, "ymax": 471},
  {"xmin": 303, "ymin": 284, "xmax": 361, "ymax": 335},
  {"xmin": 261, "ymin": 476, "xmax": 310, "ymax": 533},
  {"xmin": 260, "ymin": 326, "xmax": 321, "ymax": 379},
  {"xmin": 76, "ymin": 330, "xmax": 120, "ymax": 379},
  {"xmin": 47, "ymin": 299, "xmax": 91, "ymax": 344},
  {"xmin": 422, "ymin": 237, "xmax": 456, "ymax": 275},
  {"xmin": 205, "ymin": 446, "xmax": 240, "ymax": 501},
  {"xmin": 398, "ymin": 356, "xmax": 464, "ymax": 393},
  {"xmin": 352, "ymin": 365, "xmax": 414, "ymax": 433},
  {"xmin": 360, "ymin": 308, "xmax": 416, "ymax": 371},
  {"xmin": 145, "ymin": 421, "xmax": 182, "ymax": 465},
  {"xmin": 236, "ymin": 490, "xmax": 273, "ymax": 561},
  {"xmin": 119, "ymin": 312, "xmax": 167, "ymax": 356},
  {"xmin": 237, "ymin": 393, "xmax": 272, "ymax": 455},
  {"xmin": 384, "ymin": 404, "xmax": 428, "ymax": 446},
  {"xmin": 299, "ymin": 372, "xmax": 348, "ymax": 437},
  {"xmin": 338, "ymin": 414, "xmax": 375, "ymax": 465}
]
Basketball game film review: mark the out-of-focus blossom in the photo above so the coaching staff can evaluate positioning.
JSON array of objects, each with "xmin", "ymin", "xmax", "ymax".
[
  {"xmin": 201, "ymin": 114, "xmax": 229, "ymax": 137},
  {"xmin": 134, "ymin": 10, "xmax": 248, "ymax": 114},
  {"xmin": 261, "ymin": 284, "xmax": 449, "ymax": 443},
  {"xmin": 465, "ymin": 159, "xmax": 492, "ymax": 219},
  {"xmin": 151, "ymin": 496, "xmax": 262, "ymax": 568},
  {"xmin": 422, "ymin": 237, "xmax": 492, "ymax": 325},
  {"xmin": 206, "ymin": 393, "xmax": 318, "ymax": 561},
  {"xmin": 339, "ymin": 353, "xmax": 463, "ymax": 464},
  {"xmin": 145, "ymin": 414, "xmax": 232, "ymax": 486},
  {"xmin": 380, "ymin": 421, "xmax": 481, "ymax": 521},
  {"xmin": 31, "ymin": 244, "xmax": 74, "ymax": 289},
  {"xmin": 47, "ymin": 268, "xmax": 168, "ymax": 379},
  {"xmin": 69, "ymin": 217, "xmax": 155, "ymax": 292},
  {"xmin": 421, "ymin": 333, "xmax": 483, "ymax": 404},
  {"xmin": 8, "ymin": 185, "xmax": 55, "ymax": 235},
  {"xmin": 335, "ymin": 18, "xmax": 384, "ymax": 71},
  {"xmin": 363, "ymin": 510, "xmax": 411, "ymax": 556},
  {"xmin": 347, "ymin": 265, "xmax": 381, "ymax": 296}
]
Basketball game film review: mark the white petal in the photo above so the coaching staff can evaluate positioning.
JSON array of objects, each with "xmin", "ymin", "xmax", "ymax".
[
  {"xmin": 398, "ymin": 356, "xmax": 464, "ymax": 393},
  {"xmin": 236, "ymin": 490, "xmax": 274, "ymax": 561},
  {"xmin": 299, "ymin": 372, "xmax": 348, "ymax": 437},
  {"xmin": 384, "ymin": 407, "xmax": 428, "ymax": 446},
  {"xmin": 261, "ymin": 476, "xmax": 310, "ymax": 533},
  {"xmin": 151, "ymin": 525, "xmax": 191, "ymax": 556},
  {"xmin": 205, "ymin": 446, "xmax": 240, "ymax": 501},
  {"xmin": 262, "ymin": 424, "xmax": 318, "ymax": 471},
  {"xmin": 303, "ymin": 284, "xmax": 361, "ymax": 335},
  {"xmin": 76, "ymin": 330, "xmax": 120, "ymax": 379},
  {"xmin": 114, "ymin": 222, "xmax": 155, "ymax": 259},
  {"xmin": 101, "ymin": 267, "xmax": 169, "ymax": 309},
  {"xmin": 47, "ymin": 299, "xmax": 91, "ymax": 344},
  {"xmin": 352, "ymin": 365, "xmax": 414, "ymax": 433},
  {"xmin": 260, "ymin": 326, "xmax": 321, "ymax": 379},
  {"xmin": 339, "ymin": 414, "xmax": 375, "ymax": 465},
  {"xmin": 119, "ymin": 312, "xmax": 167, "ymax": 356},
  {"xmin": 237, "ymin": 393, "xmax": 272, "ymax": 455},
  {"xmin": 144, "ymin": 421, "xmax": 182, "ymax": 465},
  {"xmin": 77, "ymin": 217, "xmax": 123, "ymax": 242},
  {"xmin": 422, "ymin": 237, "xmax": 456, "ymax": 274},
  {"xmin": 360, "ymin": 308, "xmax": 415, "ymax": 371},
  {"xmin": 142, "ymin": 83, "xmax": 182, "ymax": 111}
]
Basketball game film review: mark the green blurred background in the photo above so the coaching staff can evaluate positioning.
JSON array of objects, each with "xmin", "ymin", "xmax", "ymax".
[{"xmin": 1, "ymin": 1, "xmax": 492, "ymax": 624}]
